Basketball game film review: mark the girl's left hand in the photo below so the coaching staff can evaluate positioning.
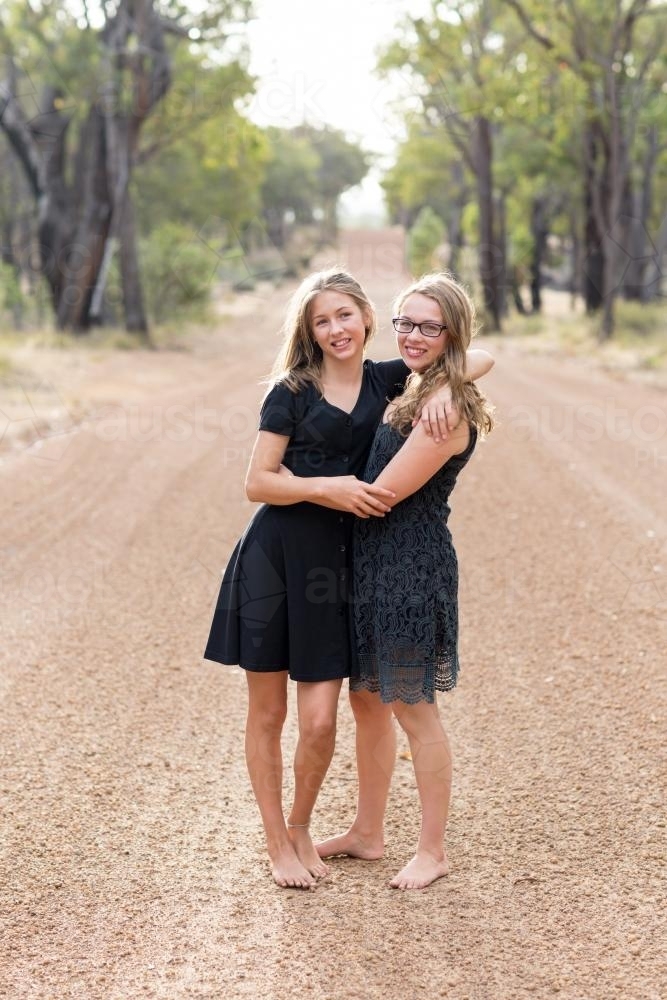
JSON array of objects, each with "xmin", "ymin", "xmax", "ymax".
[{"xmin": 413, "ymin": 385, "xmax": 460, "ymax": 442}]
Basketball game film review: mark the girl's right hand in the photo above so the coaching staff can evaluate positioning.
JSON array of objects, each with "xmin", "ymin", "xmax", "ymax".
[{"xmin": 316, "ymin": 476, "xmax": 395, "ymax": 518}]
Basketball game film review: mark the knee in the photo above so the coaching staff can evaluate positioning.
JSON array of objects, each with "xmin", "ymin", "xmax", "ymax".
[
  {"xmin": 251, "ymin": 701, "xmax": 287, "ymax": 735},
  {"xmin": 393, "ymin": 701, "xmax": 440, "ymax": 739},
  {"xmin": 350, "ymin": 689, "xmax": 391, "ymax": 725},
  {"xmin": 299, "ymin": 711, "xmax": 337, "ymax": 746}
]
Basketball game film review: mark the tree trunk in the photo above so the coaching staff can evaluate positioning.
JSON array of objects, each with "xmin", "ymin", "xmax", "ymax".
[
  {"xmin": 623, "ymin": 125, "xmax": 660, "ymax": 301},
  {"xmin": 53, "ymin": 106, "xmax": 112, "ymax": 331},
  {"xmin": 263, "ymin": 208, "xmax": 286, "ymax": 249},
  {"xmin": 530, "ymin": 196, "xmax": 548, "ymax": 313},
  {"xmin": 511, "ymin": 266, "xmax": 528, "ymax": 314},
  {"xmin": 118, "ymin": 188, "xmax": 148, "ymax": 336},
  {"xmin": 600, "ymin": 281, "xmax": 615, "ymax": 341},
  {"xmin": 638, "ymin": 209, "xmax": 667, "ymax": 303},
  {"xmin": 93, "ymin": 104, "xmax": 149, "ymax": 334},
  {"xmin": 596, "ymin": 65, "xmax": 630, "ymax": 342},
  {"xmin": 444, "ymin": 160, "xmax": 466, "ymax": 279},
  {"xmin": 496, "ymin": 192, "xmax": 508, "ymax": 317},
  {"xmin": 447, "ymin": 206, "xmax": 464, "ymax": 279},
  {"xmin": 1, "ymin": 224, "xmax": 13, "ymax": 266},
  {"xmin": 473, "ymin": 116, "xmax": 501, "ymax": 331},
  {"xmin": 569, "ymin": 210, "xmax": 581, "ymax": 311},
  {"xmin": 583, "ymin": 125, "xmax": 604, "ymax": 313},
  {"xmin": 0, "ymin": 0, "xmax": 171, "ymax": 335}
]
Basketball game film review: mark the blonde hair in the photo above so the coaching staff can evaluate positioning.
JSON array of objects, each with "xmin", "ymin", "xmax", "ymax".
[
  {"xmin": 388, "ymin": 272, "xmax": 495, "ymax": 437},
  {"xmin": 269, "ymin": 268, "xmax": 376, "ymax": 393}
]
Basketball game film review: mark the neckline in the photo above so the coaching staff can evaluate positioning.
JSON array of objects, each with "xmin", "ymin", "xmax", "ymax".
[{"xmin": 320, "ymin": 365, "xmax": 367, "ymax": 417}]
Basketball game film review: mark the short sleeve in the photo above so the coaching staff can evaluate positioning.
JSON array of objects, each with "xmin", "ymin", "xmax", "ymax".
[
  {"xmin": 259, "ymin": 381, "xmax": 302, "ymax": 437},
  {"xmin": 372, "ymin": 358, "xmax": 411, "ymax": 400}
]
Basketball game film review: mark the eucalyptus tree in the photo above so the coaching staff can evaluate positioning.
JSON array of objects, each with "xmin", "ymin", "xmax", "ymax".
[
  {"xmin": 379, "ymin": 0, "xmax": 529, "ymax": 330},
  {"xmin": 0, "ymin": 0, "xmax": 253, "ymax": 335},
  {"xmin": 506, "ymin": 0, "xmax": 667, "ymax": 337},
  {"xmin": 382, "ymin": 124, "xmax": 472, "ymax": 277}
]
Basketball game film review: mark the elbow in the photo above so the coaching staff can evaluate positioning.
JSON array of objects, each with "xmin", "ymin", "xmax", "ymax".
[
  {"xmin": 467, "ymin": 348, "xmax": 495, "ymax": 379},
  {"xmin": 245, "ymin": 472, "xmax": 260, "ymax": 502}
]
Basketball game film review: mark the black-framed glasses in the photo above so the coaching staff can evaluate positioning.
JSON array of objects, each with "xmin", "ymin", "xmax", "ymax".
[{"xmin": 392, "ymin": 317, "xmax": 447, "ymax": 338}]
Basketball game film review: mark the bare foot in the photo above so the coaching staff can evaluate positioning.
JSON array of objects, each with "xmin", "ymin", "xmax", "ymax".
[
  {"xmin": 287, "ymin": 826, "xmax": 329, "ymax": 878},
  {"xmin": 389, "ymin": 851, "xmax": 450, "ymax": 890},
  {"xmin": 316, "ymin": 829, "xmax": 385, "ymax": 860},
  {"xmin": 268, "ymin": 844, "xmax": 317, "ymax": 889}
]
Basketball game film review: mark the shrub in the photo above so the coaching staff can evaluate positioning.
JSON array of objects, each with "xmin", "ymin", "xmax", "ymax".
[
  {"xmin": 408, "ymin": 207, "xmax": 445, "ymax": 277},
  {"xmin": 139, "ymin": 223, "xmax": 216, "ymax": 323},
  {"xmin": 0, "ymin": 262, "xmax": 25, "ymax": 328}
]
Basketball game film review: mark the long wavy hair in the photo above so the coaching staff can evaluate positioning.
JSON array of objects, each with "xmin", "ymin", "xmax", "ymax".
[
  {"xmin": 269, "ymin": 268, "xmax": 376, "ymax": 393},
  {"xmin": 388, "ymin": 272, "xmax": 495, "ymax": 437}
]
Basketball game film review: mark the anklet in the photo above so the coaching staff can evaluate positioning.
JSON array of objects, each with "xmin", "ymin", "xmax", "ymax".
[{"xmin": 287, "ymin": 822, "xmax": 310, "ymax": 828}]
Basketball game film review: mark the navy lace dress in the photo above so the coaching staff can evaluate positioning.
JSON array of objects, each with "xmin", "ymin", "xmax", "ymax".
[{"xmin": 351, "ymin": 420, "xmax": 478, "ymax": 704}]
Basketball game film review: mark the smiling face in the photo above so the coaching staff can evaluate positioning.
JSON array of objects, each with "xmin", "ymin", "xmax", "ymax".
[
  {"xmin": 309, "ymin": 290, "xmax": 369, "ymax": 365},
  {"xmin": 394, "ymin": 292, "xmax": 447, "ymax": 372}
]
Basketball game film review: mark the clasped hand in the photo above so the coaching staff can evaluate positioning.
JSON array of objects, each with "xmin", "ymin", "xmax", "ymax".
[
  {"xmin": 318, "ymin": 476, "xmax": 395, "ymax": 518},
  {"xmin": 277, "ymin": 464, "xmax": 393, "ymax": 517}
]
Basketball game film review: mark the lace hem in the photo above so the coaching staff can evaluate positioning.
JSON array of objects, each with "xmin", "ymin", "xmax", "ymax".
[{"xmin": 350, "ymin": 656, "xmax": 458, "ymax": 704}]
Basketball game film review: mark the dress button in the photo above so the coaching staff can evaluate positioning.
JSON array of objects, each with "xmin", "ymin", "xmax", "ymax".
[
  {"xmin": 339, "ymin": 544, "xmax": 346, "ymax": 553},
  {"xmin": 338, "ymin": 516, "xmax": 344, "ymax": 524},
  {"xmin": 337, "ymin": 607, "xmax": 345, "ymax": 617},
  {"xmin": 346, "ymin": 417, "xmax": 353, "ymax": 427},
  {"xmin": 342, "ymin": 455, "xmax": 349, "ymax": 463}
]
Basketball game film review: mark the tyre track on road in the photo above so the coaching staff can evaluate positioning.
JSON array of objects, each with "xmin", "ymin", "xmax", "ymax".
[{"xmin": 1, "ymin": 244, "xmax": 666, "ymax": 999}]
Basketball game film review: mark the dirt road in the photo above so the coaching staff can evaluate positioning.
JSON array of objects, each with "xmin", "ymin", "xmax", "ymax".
[{"xmin": 1, "ymin": 230, "xmax": 666, "ymax": 1000}]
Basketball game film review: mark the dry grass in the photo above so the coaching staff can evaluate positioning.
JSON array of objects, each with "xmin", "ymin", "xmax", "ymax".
[
  {"xmin": 0, "ymin": 352, "xmax": 15, "ymax": 379},
  {"xmin": 497, "ymin": 291, "xmax": 667, "ymax": 380}
]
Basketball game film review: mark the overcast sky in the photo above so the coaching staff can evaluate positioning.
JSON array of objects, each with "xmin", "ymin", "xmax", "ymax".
[{"xmin": 245, "ymin": 0, "xmax": 429, "ymax": 220}]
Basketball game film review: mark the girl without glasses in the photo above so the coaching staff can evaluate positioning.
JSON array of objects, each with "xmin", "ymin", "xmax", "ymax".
[
  {"xmin": 318, "ymin": 273, "xmax": 494, "ymax": 889},
  {"xmin": 204, "ymin": 268, "xmax": 493, "ymax": 889}
]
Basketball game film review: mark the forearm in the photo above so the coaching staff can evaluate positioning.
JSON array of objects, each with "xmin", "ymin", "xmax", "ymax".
[
  {"xmin": 245, "ymin": 468, "xmax": 326, "ymax": 506},
  {"xmin": 247, "ymin": 466, "xmax": 395, "ymax": 516}
]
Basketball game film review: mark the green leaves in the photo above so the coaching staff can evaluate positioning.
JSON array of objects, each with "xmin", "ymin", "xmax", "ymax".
[
  {"xmin": 408, "ymin": 207, "xmax": 446, "ymax": 277},
  {"xmin": 377, "ymin": 0, "xmax": 667, "ymax": 331}
]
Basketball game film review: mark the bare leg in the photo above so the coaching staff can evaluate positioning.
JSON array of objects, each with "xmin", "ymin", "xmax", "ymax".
[
  {"xmin": 317, "ymin": 688, "xmax": 396, "ymax": 859},
  {"xmin": 245, "ymin": 671, "xmax": 315, "ymax": 888},
  {"xmin": 287, "ymin": 678, "xmax": 343, "ymax": 877},
  {"xmin": 389, "ymin": 699, "xmax": 451, "ymax": 890}
]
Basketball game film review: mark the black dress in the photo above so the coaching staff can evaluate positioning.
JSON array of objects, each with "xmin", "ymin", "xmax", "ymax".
[
  {"xmin": 351, "ymin": 420, "xmax": 478, "ymax": 704},
  {"xmin": 203, "ymin": 358, "xmax": 410, "ymax": 682}
]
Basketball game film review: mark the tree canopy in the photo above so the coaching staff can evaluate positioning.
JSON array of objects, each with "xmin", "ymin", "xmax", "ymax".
[
  {"xmin": 0, "ymin": 1, "xmax": 369, "ymax": 334},
  {"xmin": 378, "ymin": 0, "xmax": 667, "ymax": 336}
]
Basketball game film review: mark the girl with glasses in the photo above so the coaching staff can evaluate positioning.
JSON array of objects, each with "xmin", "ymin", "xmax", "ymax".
[
  {"xmin": 318, "ymin": 272, "xmax": 494, "ymax": 889},
  {"xmin": 204, "ymin": 268, "xmax": 493, "ymax": 889}
]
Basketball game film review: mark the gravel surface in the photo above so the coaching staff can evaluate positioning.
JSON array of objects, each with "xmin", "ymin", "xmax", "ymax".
[{"xmin": 1, "ymin": 230, "xmax": 666, "ymax": 1000}]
